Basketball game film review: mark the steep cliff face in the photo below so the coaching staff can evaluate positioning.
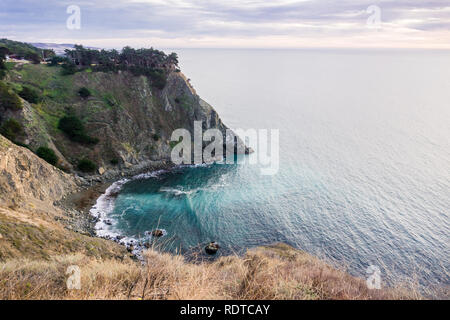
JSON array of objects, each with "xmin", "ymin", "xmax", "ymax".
[
  {"xmin": 0, "ymin": 134, "xmax": 78, "ymax": 211},
  {"xmin": 0, "ymin": 134, "xmax": 127, "ymax": 261},
  {"xmin": 2, "ymin": 64, "xmax": 245, "ymax": 178}
]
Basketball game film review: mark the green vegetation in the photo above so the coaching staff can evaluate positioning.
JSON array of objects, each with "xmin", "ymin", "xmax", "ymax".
[
  {"xmin": 103, "ymin": 93, "xmax": 119, "ymax": 108},
  {"xmin": 77, "ymin": 158, "xmax": 97, "ymax": 172},
  {"xmin": 36, "ymin": 146, "xmax": 58, "ymax": 166},
  {"xmin": 77, "ymin": 87, "xmax": 91, "ymax": 98},
  {"xmin": 62, "ymin": 45, "xmax": 178, "ymax": 89},
  {"xmin": 47, "ymin": 56, "xmax": 69, "ymax": 66},
  {"xmin": 0, "ymin": 118, "xmax": 23, "ymax": 142},
  {"xmin": 176, "ymin": 95, "xmax": 192, "ymax": 110},
  {"xmin": 61, "ymin": 63, "xmax": 76, "ymax": 75},
  {"xmin": 15, "ymin": 64, "xmax": 74, "ymax": 103},
  {"xmin": 4, "ymin": 62, "xmax": 16, "ymax": 71},
  {"xmin": 18, "ymin": 86, "xmax": 40, "ymax": 104},
  {"xmin": 110, "ymin": 158, "xmax": 119, "ymax": 165},
  {"xmin": 58, "ymin": 115, "xmax": 99, "ymax": 145},
  {"xmin": 0, "ymin": 48, "xmax": 7, "ymax": 79},
  {"xmin": 1, "ymin": 39, "xmax": 178, "ymax": 89},
  {"xmin": 0, "ymin": 39, "xmax": 48, "ymax": 64},
  {"xmin": 0, "ymin": 82, "xmax": 22, "ymax": 110},
  {"xmin": 152, "ymin": 133, "xmax": 160, "ymax": 141}
]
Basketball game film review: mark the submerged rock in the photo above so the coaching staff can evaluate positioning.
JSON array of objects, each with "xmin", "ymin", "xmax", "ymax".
[{"xmin": 205, "ymin": 242, "xmax": 220, "ymax": 255}]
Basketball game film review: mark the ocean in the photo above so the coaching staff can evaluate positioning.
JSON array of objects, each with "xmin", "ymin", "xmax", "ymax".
[{"xmin": 91, "ymin": 48, "xmax": 450, "ymax": 290}]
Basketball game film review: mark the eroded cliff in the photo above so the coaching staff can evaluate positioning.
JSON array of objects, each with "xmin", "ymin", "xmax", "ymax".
[{"xmin": 1, "ymin": 63, "xmax": 245, "ymax": 180}]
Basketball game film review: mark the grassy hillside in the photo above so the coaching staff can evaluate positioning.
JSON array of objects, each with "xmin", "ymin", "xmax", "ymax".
[
  {"xmin": 0, "ymin": 243, "xmax": 417, "ymax": 300},
  {"xmin": 0, "ymin": 134, "xmax": 128, "ymax": 262},
  {"xmin": 1, "ymin": 60, "xmax": 231, "ymax": 178}
]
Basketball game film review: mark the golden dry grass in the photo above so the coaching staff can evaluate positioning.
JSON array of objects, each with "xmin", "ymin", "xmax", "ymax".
[{"xmin": 0, "ymin": 243, "xmax": 422, "ymax": 300}]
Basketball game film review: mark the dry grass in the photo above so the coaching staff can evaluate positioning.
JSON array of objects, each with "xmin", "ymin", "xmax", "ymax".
[{"xmin": 0, "ymin": 243, "xmax": 422, "ymax": 300}]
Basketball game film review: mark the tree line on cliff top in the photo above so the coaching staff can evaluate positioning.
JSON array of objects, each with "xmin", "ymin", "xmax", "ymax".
[{"xmin": 51, "ymin": 45, "xmax": 179, "ymax": 89}]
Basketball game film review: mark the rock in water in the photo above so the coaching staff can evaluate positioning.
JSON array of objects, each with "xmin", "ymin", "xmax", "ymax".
[
  {"xmin": 151, "ymin": 229, "xmax": 164, "ymax": 237},
  {"xmin": 205, "ymin": 242, "xmax": 220, "ymax": 255}
]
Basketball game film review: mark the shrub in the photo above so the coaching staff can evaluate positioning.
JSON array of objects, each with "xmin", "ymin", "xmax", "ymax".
[
  {"xmin": 61, "ymin": 63, "xmax": 77, "ymax": 75},
  {"xmin": 36, "ymin": 146, "xmax": 58, "ymax": 166},
  {"xmin": 110, "ymin": 158, "xmax": 119, "ymax": 165},
  {"xmin": 152, "ymin": 133, "xmax": 160, "ymax": 141},
  {"xmin": 0, "ymin": 82, "xmax": 22, "ymax": 110},
  {"xmin": 58, "ymin": 115, "xmax": 83, "ymax": 137},
  {"xmin": 78, "ymin": 87, "xmax": 91, "ymax": 98},
  {"xmin": 19, "ymin": 86, "xmax": 40, "ymax": 104},
  {"xmin": 77, "ymin": 158, "xmax": 97, "ymax": 172},
  {"xmin": 0, "ymin": 118, "xmax": 23, "ymax": 141},
  {"xmin": 58, "ymin": 115, "xmax": 99, "ymax": 145}
]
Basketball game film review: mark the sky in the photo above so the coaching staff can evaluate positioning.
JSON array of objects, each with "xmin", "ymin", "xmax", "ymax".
[{"xmin": 1, "ymin": 0, "xmax": 450, "ymax": 49}]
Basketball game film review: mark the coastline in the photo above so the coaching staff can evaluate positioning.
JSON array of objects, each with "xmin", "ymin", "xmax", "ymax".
[
  {"xmin": 61, "ymin": 162, "xmax": 178, "ymax": 256},
  {"xmin": 0, "ymin": 135, "xmax": 430, "ymax": 299}
]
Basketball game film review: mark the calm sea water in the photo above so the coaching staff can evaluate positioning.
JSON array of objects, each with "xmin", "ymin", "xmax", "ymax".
[{"xmin": 93, "ymin": 49, "xmax": 450, "ymax": 290}]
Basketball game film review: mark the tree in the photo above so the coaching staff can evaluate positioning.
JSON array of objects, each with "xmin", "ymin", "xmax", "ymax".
[
  {"xmin": 0, "ymin": 59, "xmax": 5, "ymax": 79},
  {"xmin": 0, "ymin": 47, "xmax": 10, "ymax": 59},
  {"xmin": 48, "ymin": 56, "xmax": 69, "ymax": 66},
  {"xmin": 167, "ymin": 52, "xmax": 179, "ymax": 67},
  {"xmin": 24, "ymin": 51, "xmax": 41, "ymax": 64},
  {"xmin": 42, "ymin": 49, "xmax": 55, "ymax": 59},
  {"xmin": 0, "ymin": 47, "xmax": 10, "ymax": 78}
]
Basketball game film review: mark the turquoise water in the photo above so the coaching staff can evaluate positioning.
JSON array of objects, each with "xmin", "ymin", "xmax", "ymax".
[{"xmin": 94, "ymin": 49, "xmax": 450, "ymax": 289}]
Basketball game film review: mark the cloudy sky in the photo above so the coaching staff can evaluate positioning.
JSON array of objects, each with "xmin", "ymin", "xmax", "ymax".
[{"xmin": 1, "ymin": 0, "xmax": 450, "ymax": 49}]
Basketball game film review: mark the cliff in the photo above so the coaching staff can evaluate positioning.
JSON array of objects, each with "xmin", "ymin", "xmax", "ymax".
[
  {"xmin": 0, "ymin": 134, "xmax": 128, "ymax": 261},
  {"xmin": 1, "ymin": 63, "xmax": 246, "ymax": 180}
]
